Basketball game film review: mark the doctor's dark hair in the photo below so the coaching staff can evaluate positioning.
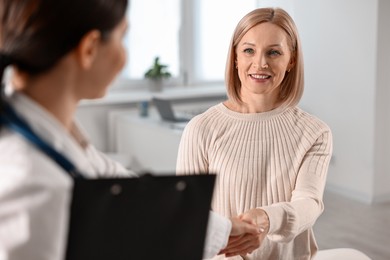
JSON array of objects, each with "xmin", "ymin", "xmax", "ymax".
[{"xmin": 0, "ymin": 0, "xmax": 128, "ymax": 112}]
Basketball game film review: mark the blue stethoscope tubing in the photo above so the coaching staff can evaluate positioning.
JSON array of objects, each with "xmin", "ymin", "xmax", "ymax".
[{"xmin": 0, "ymin": 103, "xmax": 85, "ymax": 179}]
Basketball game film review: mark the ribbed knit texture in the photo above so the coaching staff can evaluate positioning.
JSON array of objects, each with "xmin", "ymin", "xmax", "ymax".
[{"xmin": 176, "ymin": 103, "xmax": 333, "ymax": 260}]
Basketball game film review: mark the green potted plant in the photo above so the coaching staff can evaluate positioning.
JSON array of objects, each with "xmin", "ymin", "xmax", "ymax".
[{"xmin": 144, "ymin": 56, "xmax": 172, "ymax": 92}]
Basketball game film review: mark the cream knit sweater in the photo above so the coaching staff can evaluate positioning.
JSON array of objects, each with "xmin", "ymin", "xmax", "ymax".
[{"xmin": 176, "ymin": 103, "xmax": 333, "ymax": 260}]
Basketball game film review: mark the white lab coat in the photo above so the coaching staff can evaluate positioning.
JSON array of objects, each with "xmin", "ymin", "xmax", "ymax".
[{"xmin": 0, "ymin": 93, "xmax": 230, "ymax": 260}]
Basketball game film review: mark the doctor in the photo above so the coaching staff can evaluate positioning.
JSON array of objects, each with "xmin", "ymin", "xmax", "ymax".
[{"xmin": 0, "ymin": 0, "xmax": 258, "ymax": 259}]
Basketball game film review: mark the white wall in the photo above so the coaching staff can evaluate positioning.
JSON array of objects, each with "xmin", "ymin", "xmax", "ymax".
[
  {"xmin": 374, "ymin": 0, "xmax": 390, "ymax": 202},
  {"xmin": 291, "ymin": 0, "xmax": 389, "ymax": 203}
]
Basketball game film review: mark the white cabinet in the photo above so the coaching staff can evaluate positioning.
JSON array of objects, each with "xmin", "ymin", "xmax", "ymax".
[{"xmin": 113, "ymin": 111, "xmax": 184, "ymax": 174}]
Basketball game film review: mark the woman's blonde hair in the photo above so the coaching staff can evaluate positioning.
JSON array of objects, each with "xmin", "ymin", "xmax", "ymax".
[{"xmin": 225, "ymin": 7, "xmax": 304, "ymax": 107}]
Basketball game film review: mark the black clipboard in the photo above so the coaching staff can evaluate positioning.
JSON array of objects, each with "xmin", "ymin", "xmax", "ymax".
[{"xmin": 65, "ymin": 174, "xmax": 216, "ymax": 260}]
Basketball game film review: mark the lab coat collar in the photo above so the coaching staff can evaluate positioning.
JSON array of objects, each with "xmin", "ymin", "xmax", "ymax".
[{"xmin": 7, "ymin": 92, "xmax": 98, "ymax": 177}]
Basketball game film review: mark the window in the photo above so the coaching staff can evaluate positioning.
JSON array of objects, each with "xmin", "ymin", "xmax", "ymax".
[
  {"xmin": 118, "ymin": 0, "xmax": 258, "ymax": 88},
  {"xmin": 121, "ymin": 0, "xmax": 180, "ymax": 80}
]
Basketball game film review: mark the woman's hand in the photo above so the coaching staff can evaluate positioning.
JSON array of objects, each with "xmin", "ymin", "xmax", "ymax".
[
  {"xmin": 219, "ymin": 209, "xmax": 270, "ymax": 257},
  {"xmin": 229, "ymin": 216, "xmax": 259, "ymax": 236},
  {"xmin": 218, "ymin": 216, "xmax": 262, "ymax": 257},
  {"xmin": 240, "ymin": 208, "xmax": 270, "ymax": 234}
]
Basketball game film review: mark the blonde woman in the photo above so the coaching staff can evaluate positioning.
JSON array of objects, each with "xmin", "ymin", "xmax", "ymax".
[{"xmin": 177, "ymin": 8, "xmax": 333, "ymax": 259}]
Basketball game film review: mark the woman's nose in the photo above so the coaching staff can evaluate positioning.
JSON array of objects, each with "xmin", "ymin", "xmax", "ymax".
[{"xmin": 253, "ymin": 54, "xmax": 268, "ymax": 69}]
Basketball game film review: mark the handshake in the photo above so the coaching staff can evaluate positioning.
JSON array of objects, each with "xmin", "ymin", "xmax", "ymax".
[{"xmin": 219, "ymin": 209, "xmax": 270, "ymax": 258}]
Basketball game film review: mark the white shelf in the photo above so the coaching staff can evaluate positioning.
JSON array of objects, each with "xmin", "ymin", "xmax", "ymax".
[{"xmin": 80, "ymin": 84, "xmax": 227, "ymax": 106}]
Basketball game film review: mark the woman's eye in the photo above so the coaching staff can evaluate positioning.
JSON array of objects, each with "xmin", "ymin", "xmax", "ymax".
[
  {"xmin": 268, "ymin": 50, "xmax": 281, "ymax": 56},
  {"xmin": 243, "ymin": 48, "xmax": 255, "ymax": 54}
]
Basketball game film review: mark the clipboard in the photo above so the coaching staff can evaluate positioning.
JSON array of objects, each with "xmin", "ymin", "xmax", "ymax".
[{"xmin": 65, "ymin": 174, "xmax": 216, "ymax": 260}]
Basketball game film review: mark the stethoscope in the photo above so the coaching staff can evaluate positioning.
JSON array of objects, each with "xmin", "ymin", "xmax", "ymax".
[{"xmin": 0, "ymin": 103, "xmax": 85, "ymax": 179}]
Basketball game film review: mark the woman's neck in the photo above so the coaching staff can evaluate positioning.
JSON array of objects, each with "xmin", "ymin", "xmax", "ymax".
[
  {"xmin": 13, "ymin": 60, "xmax": 79, "ymax": 131},
  {"xmin": 225, "ymin": 94, "xmax": 281, "ymax": 114},
  {"xmin": 22, "ymin": 84, "xmax": 78, "ymax": 131}
]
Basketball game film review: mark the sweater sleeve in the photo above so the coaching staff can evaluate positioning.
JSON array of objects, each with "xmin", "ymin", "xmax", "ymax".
[
  {"xmin": 261, "ymin": 130, "xmax": 333, "ymax": 242},
  {"xmin": 176, "ymin": 117, "xmax": 209, "ymax": 175},
  {"xmin": 176, "ymin": 118, "xmax": 231, "ymax": 259}
]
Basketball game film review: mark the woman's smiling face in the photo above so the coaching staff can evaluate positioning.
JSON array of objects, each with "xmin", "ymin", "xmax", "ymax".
[{"xmin": 235, "ymin": 22, "xmax": 294, "ymax": 102}]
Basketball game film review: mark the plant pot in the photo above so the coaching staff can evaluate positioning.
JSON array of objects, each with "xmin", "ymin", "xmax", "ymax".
[{"xmin": 147, "ymin": 78, "xmax": 163, "ymax": 92}]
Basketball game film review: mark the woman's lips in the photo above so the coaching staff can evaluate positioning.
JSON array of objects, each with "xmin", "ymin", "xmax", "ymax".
[{"xmin": 250, "ymin": 73, "xmax": 271, "ymax": 80}]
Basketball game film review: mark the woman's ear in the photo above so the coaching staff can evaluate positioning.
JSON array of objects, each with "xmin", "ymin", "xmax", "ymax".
[
  {"xmin": 287, "ymin": 54, "xmax": 296, "ymax": 72},
  {"xmin": 74, "ymin": 30, "xmax": 101, "ymax": 70},
  {"xmin": 11, "ymin": 67, "xmax": 29, "ymax": 90}
]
